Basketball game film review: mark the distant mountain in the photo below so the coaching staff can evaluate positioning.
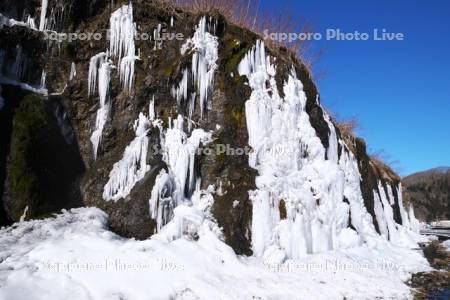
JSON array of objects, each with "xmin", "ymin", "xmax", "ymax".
[
  {"xmin": 402, "ymin": 167, "xmax": 450, "ymax": 221},
  {"xmin": 433, "ymin": 166, "xmax": 450, "ymax": 173}
]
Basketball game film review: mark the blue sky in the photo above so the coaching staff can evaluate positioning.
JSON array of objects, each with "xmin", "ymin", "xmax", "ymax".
[{"xmin": 260, "ymin": 0, "xmax": 450, "ymax": 176}]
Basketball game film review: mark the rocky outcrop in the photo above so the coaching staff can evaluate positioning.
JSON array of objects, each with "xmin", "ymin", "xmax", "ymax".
[{"xmin": 0, "ymin": 0, "xmax": 412, "ymax": 256}]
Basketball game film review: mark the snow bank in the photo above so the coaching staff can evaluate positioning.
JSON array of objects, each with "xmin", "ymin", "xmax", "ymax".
[
  {"xmin": 0, "ymin": 208, "xmax": 430, "ymax": 300},
  {"xmin": 443, "ymin": 240, "xmax": 450, "ymax": 251}
]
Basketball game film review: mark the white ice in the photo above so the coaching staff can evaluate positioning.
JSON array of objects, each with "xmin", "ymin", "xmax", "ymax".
[
  {"xmin": 110, "ymin": 3, "xmax": 139, "ymax": 92},
  {"xmin": 238, "ymin": 40, "xmax": 419, "ymax": 261},
  {"xmin": 39, "ymin": 0, "xmax": 48, "ymax": 31},
  {"xmin": 69, "ymin": 62, "xmax": 77, "ymax": 81},
  {"xmin": 90, "ymin": 58, "xmax": 113, "ymax": 160},
  {"xmin": 0, "ymin": 13, "xmax": 37, "ymax": 30},
  {"xmin": 149, "ymin": 115, "xmax": 212, "ymax": 231},
  {"xmin": 175, "ymin": 17, "xmax": 218, "ymax": 118},
  {"xmin": 103, "ymin": 112, "xmax": 152, "ymax": 201}
]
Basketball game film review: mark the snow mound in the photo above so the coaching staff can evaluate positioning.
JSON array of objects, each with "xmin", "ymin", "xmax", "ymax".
[{"xmin": 0, "ymin": 208, "xmax": 430, "ymax": 300}]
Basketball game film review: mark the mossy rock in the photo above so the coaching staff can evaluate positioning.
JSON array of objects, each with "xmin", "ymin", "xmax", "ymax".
[{"xmin": 6, "ymin": 94, "xmax": 84, "ymax": 221}]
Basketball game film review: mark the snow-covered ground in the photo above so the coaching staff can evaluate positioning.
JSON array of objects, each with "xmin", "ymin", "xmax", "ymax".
[
  {"xmin": 444, "ymin": 239, "xmax": 450, "ymax": 251},
  {"xmin": 0, "ymin": 208, "xmax": 430, "ymax": 300}
]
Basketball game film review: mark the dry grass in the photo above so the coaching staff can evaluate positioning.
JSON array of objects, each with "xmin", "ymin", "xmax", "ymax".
[
  {"xmin": 334, "ymin": 116, "xmax": 399, "ymax": 177},
  {"xmin": 160, "ymin": 0, "xmax": 313, "ymax": 63},
  {"xmin": 335, "ymin": 117, "xmax": 359, "ymax": 143}
]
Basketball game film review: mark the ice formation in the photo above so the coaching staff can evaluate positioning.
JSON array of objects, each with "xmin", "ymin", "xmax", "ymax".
[
  {"xmin": 0, "ymin": 13, "xmax": 37, "ymax": 30},
  {"xmin": 90, "ymin": 58, "xmax": 113, "ymax": 160},
  {"xmin": 103, "ymin": 112, "xmax": 152, "ymax": 201},
  {"xmin": 148, "ymin": 17, "xmax": 218, "ymax": 230},
  {"xmin": 88, "ymin": 4, "xmax": 141, "ymax": 159},
  {"xmin": 237, "ymin": 40, "xmax": 418, "ymax": 261},
  {"xmin": 0, "ymin": 47, "xmax": 47, "ymax": 94},
  {"xmin": 172, "ymin": 17, "xmax": 218, "ymax": 118},
  {"xmin": 153, "ymin": 23, "xmax": 163, "ymax": 50},
  {"xmin": 40, "ymin": 70, "xmax": 46, "ymax": 88},
  {"xmin": 397, "ymin": 185, "xmax": 410, "ymax": 229},
  {"xmin": 69, "ymin": 62, "xmax": 76, "ymax": 80},
  {"xmin": 11, "ymin": 46, "xmax": 27, "ymax": 81},
  {"xmin": 26, "ymin": 15, "xmax": 37, "ymax": 30},
  {"xmin": 39, "ymin": 0, "xmax": 48, "ymax": 31},
  {"xmin": 88, "ymin": 52, "xmax": 108, "ymax": 96},
  {"xmin": 110, "ymin": 3, "xmax": 139, "ymax": 92},
  {"xmin": 149, "ymin": 115, "xmax": 212, "ymax": 231}
]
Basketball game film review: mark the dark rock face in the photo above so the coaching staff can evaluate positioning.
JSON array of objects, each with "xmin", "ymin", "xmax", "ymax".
[
  {"xmin": 0, "ymin": 90, "xmax": 84, "ymax": 223},
  {"xmin": 354, "ymin": 138, "xmax": 403, "ymax": 234},
  {"xmin": 0, "ymin": 0, "xmax": 405, "ymax": 254},
  {"xmin": 403, "ymin": 168, "xmax": 450, "ymax": 222}
]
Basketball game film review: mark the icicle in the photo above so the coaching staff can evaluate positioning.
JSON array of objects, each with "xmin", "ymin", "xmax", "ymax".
[
  {"xmin": 109, "ymin": 4, "xmax": 138, "ymax": 92},
  {"xmin": 40, "ymin": 71, "xmax": 46, "ymax": 88},
  {"xmin": 373, "ymin": 189, "xmax": 389, "ymax": 238},
  {"xmin": 69, "ymin": 62, "xmax": 76, "ymax": 81},
  {"xmin": 11, "ymin": 46, "xmax": 27, "ymax": 80},
  {"xmin": 148, "ymin": 115, "xmax": 212, "ymax": 232},
  {"xmin": 377, "ymin": 181, "xmax": 398, "ymax": 240},
  {"xmin": 90, "ymin": 60, "xmax": 113, "ymax": 160},
  {"xmin": 171, "ymin": 69, "xmax": 189, "ymax": 106},
  {"xmin": 408, "ymin": 204, "xmax": 420, "ymax": 233},
  {"xmin": 397, "ymin": 184, "xmax": 410, "ymax": 229},
  {"xmin": 26, "ymin": 16, "xmax": 37, "ymax": 30},
  {"xmin": 103, "ymin": 112, "xmax": 152, "ymax": 201},
  {"xmin": 0, "ymin": 47, "xmax": 47, "ymax": 95},
  {"xmin": 386, "ymin": 184, "xmax": 395, "ymax": 205},
  {"xmin": 109, "ymin": 4, "xmax": 136, "ymax": 62},
  {"xmin": 149, "ymin": 96, "xmax": 155, "ymax": 121},
  {"xmin": 149, "ymin": 170, "xmax": 176, "ymax": 231},
  {"xmin": 119, "ymin": 55, "xmax": 138, "ymax": 93},
  {"xmin": 175, "ymin": 17, "xmax": 218, "ymax": 118},
  {"xmin": 39, "ymin": 0, "xmax": 48, "ymax": 31},
  {"xmin": 153, "ymin": 24, "xmax": 162, "ymax": 50},
  {"xmin": 324, "ymin": 114, "xmax": 339, "ymax": 163},
  {"xmin": 88, "ymin": 52, "xmax": 108, "ymax": 96}
]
